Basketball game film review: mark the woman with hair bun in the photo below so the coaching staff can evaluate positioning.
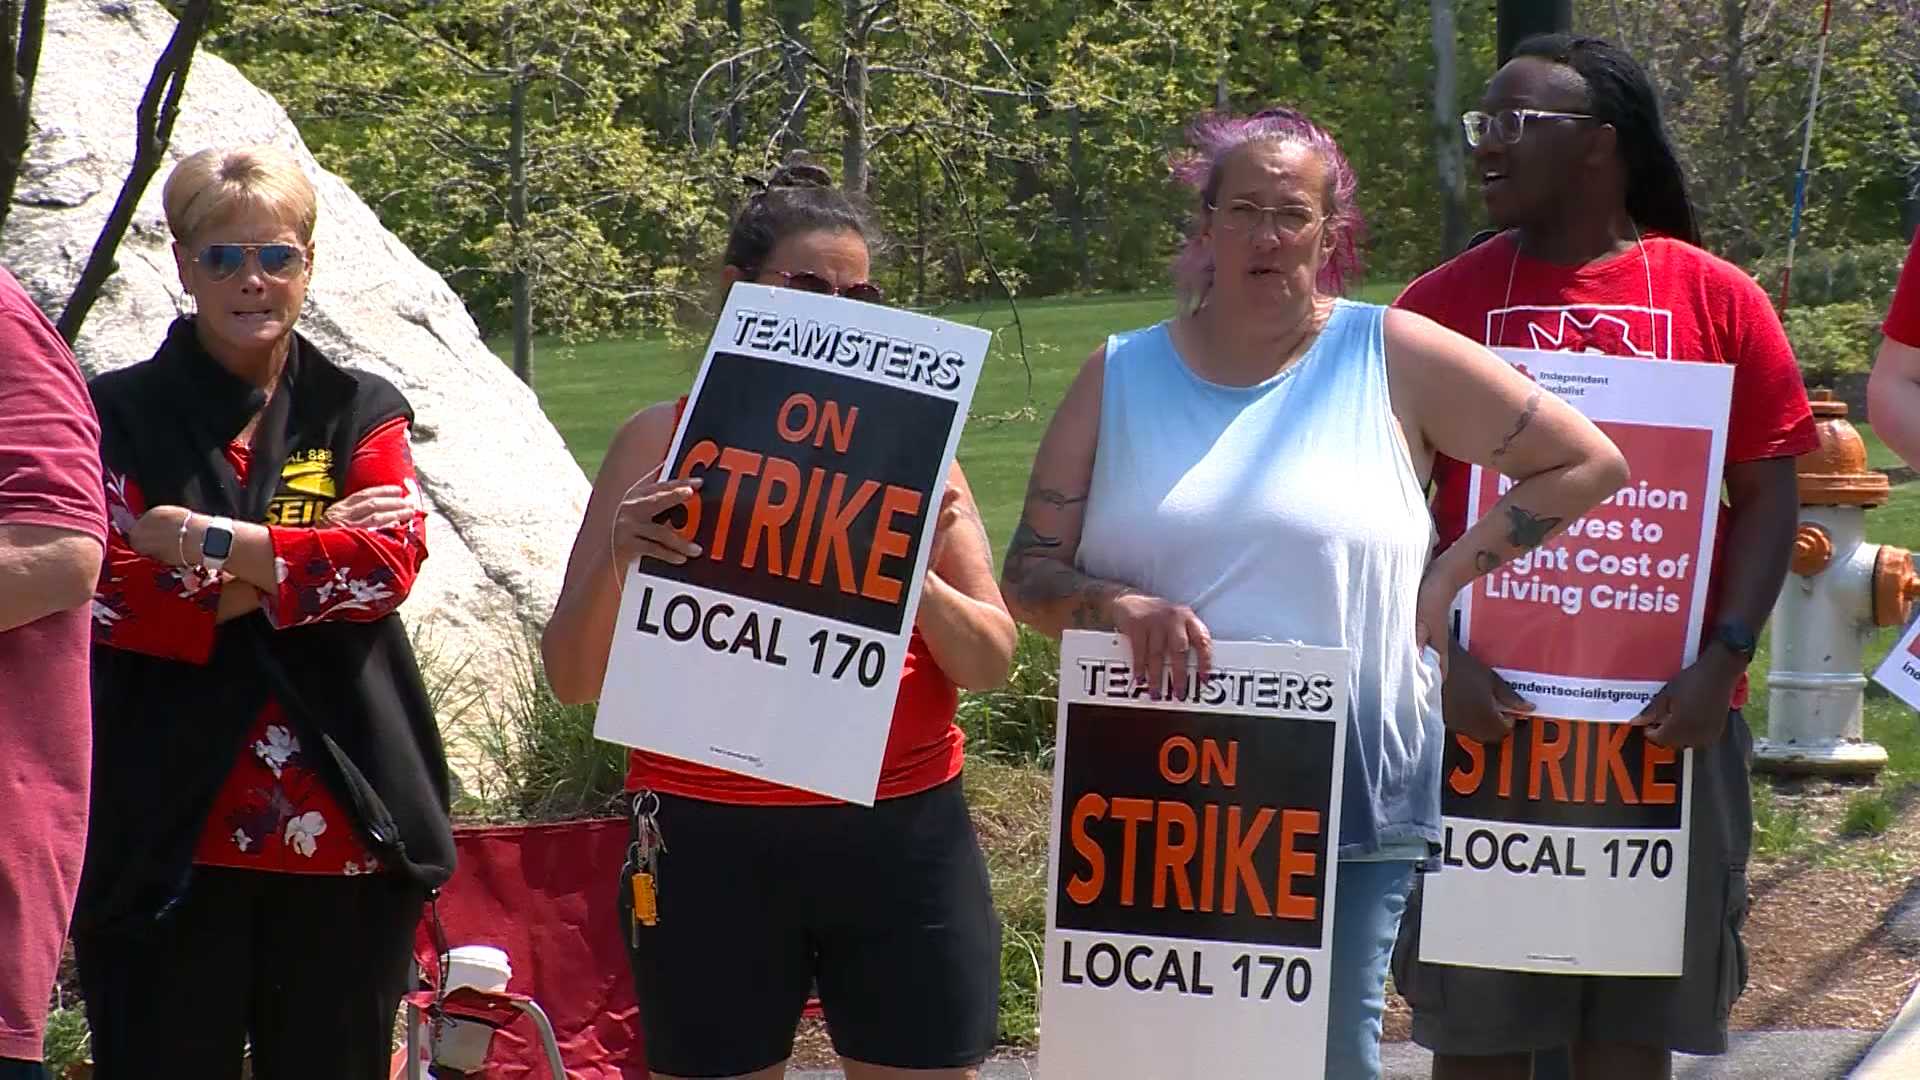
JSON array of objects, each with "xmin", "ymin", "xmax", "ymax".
[
  {"xmin": 543, "ymin": 162, "xmax": 1016, "ymax": 1080},
  {"xmin": 999, "ymin": 107, "xmax": 1625, "ymax": 1076}
]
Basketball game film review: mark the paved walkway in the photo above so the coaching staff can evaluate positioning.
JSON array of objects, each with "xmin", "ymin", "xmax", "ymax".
[{"xmin": 790, "ymin": 1030, "xmax": 1882, "ymax": 1078}]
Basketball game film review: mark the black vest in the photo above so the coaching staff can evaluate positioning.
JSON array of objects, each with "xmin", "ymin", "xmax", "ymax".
[{"xmin": 78, "ymin": 318, "xmax": 455, "ymax": 936}]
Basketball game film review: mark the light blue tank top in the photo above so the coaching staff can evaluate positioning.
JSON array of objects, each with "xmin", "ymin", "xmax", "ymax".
[{"xmin": 1077, "ymin": 300, "xmax": 1443, "ymax": 858}]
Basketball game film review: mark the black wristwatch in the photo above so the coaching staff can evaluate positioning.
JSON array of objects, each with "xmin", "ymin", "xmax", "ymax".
[{"xmin": 1711, "ymin": 620, "xmax": 1758, "ymax": 662}]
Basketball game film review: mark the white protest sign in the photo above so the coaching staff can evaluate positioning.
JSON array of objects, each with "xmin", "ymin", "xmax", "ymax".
[
  {"xmin": 595, "ymin": 283, "xmax": 988, "ymax": 805},
  {"xmin": 1421, "ymin": 349, "xmax": 1732, "ymax": 977},
  {"xmin": 1872, "ymin": 615, "xmax": 1920, "ymax": 711},
  {"xmin": 1040, "ymin": 632, "xmax": 1349, "ymax": 1080}
]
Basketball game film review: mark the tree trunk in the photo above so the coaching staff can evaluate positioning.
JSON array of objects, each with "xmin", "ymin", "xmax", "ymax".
[
  {"xmin": 725, "ymin": 0, "xmax": 743, "ymax": 147},
  {"xmin": 58, "ymin": 0, "xmax": 210, "ymax": 344},
  {"xmin": 914, "ymin": 144, "xmax": 927, "ymax": 298},
  {"xmin": 1719, "ymin": 0, "xmax": 1753, "ymax": 258},
  {"xmin": 509, "ymin": 72, "xmax": 533, "ymax": 386},
  {"xmin": 1429, "ymin": 0, "xmax": 1468, "ymax": 259},
  {"xmin": 1068, "ymin": 106, "xmax": 1090, "ymax": 289},
  {"xmin": 838, "ymin": 0, "xmax": 867, "ymax": 193},
  {"xmin": 1495, "ymin": 0, "xmax": 1572, "ymax": 65},
  {"xmin": 0, "ymin": 0, "xmax": 46, "ymax": 239},
  {"xmin": 775, "ymin": 0, "xmax": 813, "ymax": 155}
]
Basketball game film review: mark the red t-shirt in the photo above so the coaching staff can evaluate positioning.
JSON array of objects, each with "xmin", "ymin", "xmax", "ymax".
[
  {"xmin": 624, "ymin": 398, "xmax": 965, "ymax": 805},
  {"xmin": 0, "ymin": 267, "xmax": 106, "ymax": 1060},
  {"xmin": 1884, "ymin": 228, "xmax": 1920, "ymax": 347},
  {"xmin": 92, "ymin": 417, "xmax": 426, "ymax": 875},
  {"xmin": 1395, "ymin": 232, "xmax": 1818, "ymax": 705}
]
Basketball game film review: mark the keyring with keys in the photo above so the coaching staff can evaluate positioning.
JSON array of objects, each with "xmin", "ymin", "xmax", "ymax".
[{"xmin": 628, "ymin": 790, "xmax": 666, "ymax": 940}]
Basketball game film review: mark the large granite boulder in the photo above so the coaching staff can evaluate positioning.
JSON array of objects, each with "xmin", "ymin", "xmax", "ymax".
[{"xmin": 3, "ymin": 1, "xmax": 593, "ymax": 754}]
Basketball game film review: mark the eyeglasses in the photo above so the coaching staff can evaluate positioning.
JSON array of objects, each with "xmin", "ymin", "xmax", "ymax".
[
  {"xmin": 193, "ymin": 243, "xmax": 307, "ymax": 283},
  {"xmin": 1205, "ymin": 199, "xmax": 1319, "ymax": 237},
  {"xmin": 768, "ymin": 270, "xmax": 883, "ymax": 304},
  {"xmin": 1461, "ymin": 108, "xmax": 1596, "ymax": 148}
]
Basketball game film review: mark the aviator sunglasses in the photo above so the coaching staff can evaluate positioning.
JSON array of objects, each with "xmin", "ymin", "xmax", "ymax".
[
  {"xmin": 768, "ymin": 269, "xmax": 883, "ymax": 304},
  {"xmin": 193, "ymin": 242, "xmax": 308, "ymax": 283}
]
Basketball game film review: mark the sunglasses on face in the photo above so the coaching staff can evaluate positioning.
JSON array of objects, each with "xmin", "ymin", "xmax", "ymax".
[
  {"xmin": 193, "ymin": 243, "xmax": 307, "ymax": 283},
  {"xmin": 768, "ymin": 270, "xmax": 883, "ymax": 304},
  {"xmin": 1460, "ymin": 108, "xmax": 1596, "ymax": 149}
]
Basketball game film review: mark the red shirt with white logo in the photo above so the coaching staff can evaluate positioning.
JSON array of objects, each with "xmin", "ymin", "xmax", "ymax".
[
  {"xmin": 1885, "ymin": 228, "xmax": 1920, "ymax": 348},
  {"xmin": 1395, "ymin": 232, "xmax": 1818, "ymax": 705}
]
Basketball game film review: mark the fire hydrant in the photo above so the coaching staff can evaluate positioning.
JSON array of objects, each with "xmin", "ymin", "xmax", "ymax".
[{"xmin": 1755, "ymin": 391, "xmax": 1920, "ymax": 776}]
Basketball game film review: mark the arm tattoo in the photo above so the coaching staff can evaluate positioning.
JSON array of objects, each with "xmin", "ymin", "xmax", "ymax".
[
  {"xmin": 1504, "ymin": 505, "xmax": 1562, "ymax": 550},
  {"xmin": 1026, "ymin": 487, "xmax": 1088, "ymax": 510},
  {"xmin": 1492, "ymin": 390, "xmax": 1541, "ymax": 459},
  {"xmin": 1004, "ymin": 521, "xmax": 1062, "ymax": 558},
  {"xmin": 1474, "ymin": 550, "xmax": 1502, "ymax": 574},
  {"xmin": 958, "ymin": 501, "xmax": 992, "ymax": 556}
]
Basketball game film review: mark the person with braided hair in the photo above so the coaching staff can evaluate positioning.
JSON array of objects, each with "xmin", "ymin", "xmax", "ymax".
[
  {"xmin": 542, "ymin": 162, "xmax": 1015, "ymax": 1080},
  {"xmin": 1388, "ymin": 35, "xmax": 1817, "ymax": 1080}
]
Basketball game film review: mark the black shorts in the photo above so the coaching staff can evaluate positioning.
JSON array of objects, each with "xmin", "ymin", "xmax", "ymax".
[
  {"xmin": 1391, "ymin": 711, "xmax": 1754, "ymax": 1056},
  {"xmin": 620, "ymin": 775, "xmax": 1001, "ymax": 1077}
]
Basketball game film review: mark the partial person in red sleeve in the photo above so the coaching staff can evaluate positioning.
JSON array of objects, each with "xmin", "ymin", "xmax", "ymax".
[
  {"xmin": 1385, "ymin": 35, "xmax": 1817, "ymax": 1080},
  {"xmin": 72, "ymin": 145, "xmax": 455, "ymax": 1080},
  {"xmin": 0, "ymin": 267, "xmax": 106, "ymax": 1080},
  {"xmin": 1866, "ymin": 227, "xmax": 1920, "ymax": 465}
]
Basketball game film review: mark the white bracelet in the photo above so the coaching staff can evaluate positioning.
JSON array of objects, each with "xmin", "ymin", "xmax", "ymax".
[{"xmin": 175, "ymin": 513, "xmax": 193, "ymax": 567}]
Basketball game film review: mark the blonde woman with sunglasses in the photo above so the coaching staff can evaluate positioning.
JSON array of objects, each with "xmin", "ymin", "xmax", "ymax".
[{"xmin": 74, "ymin": 145, "xmax": 454, "ymax": 1079}]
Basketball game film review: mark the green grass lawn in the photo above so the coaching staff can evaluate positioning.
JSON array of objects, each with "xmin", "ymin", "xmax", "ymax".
[
  {"xmin": 497, "ymin": 282, "xmax": 1404, "ymax": 556},
  {"xmin": 506, "ymin": 288, "xmax": 1920, "ymax": 782}
]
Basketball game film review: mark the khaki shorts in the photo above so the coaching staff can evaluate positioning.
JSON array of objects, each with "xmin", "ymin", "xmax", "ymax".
[{"xmin": 1390, "ymin": 712, "xmax": 1753, "ymax": 1056}]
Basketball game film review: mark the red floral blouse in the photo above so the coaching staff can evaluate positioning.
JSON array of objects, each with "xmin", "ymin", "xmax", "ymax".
[{"xmin": 92, "ymin": 416, "xmax": 426, "ymax": 876}]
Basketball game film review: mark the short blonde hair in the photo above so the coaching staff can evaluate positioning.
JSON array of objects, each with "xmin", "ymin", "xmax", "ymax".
[{"xmin": 162, "ymin": 145, "xmax": 317, "ymax": 247}]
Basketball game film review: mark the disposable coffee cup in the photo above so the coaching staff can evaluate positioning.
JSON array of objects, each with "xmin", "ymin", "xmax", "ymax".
[{"xmin": 432, "ymin": 945, "xmax": 513, "ymax": 1072}]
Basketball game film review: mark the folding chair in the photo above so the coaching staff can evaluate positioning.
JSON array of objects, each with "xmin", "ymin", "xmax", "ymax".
[{"xmin": 396, "ymin": 817, "xmax": 645, "ymax": 1078}]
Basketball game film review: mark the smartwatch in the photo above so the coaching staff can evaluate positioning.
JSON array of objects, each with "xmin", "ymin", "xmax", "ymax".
[
  {"xmin": 1712, "ymin": 620, "xmax": 1758, "ymax": 662},
  {"xmin": 199, "ymin": 515, "xmax": 235, "ymax": 574}
]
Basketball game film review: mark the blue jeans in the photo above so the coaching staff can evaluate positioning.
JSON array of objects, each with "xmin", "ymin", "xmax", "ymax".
[{"xmin": 1325, "ymin": 860, "xmax": 1418, "ymax": 1079}]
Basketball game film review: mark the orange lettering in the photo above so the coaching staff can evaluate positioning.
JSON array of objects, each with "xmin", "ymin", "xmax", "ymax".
[
  {"xmin": 740, "ymin": 456, "xmax": 802, "ymax": 574},
  {"xmin": 1641, "ymin": 739, "xmax": 1678, "ymax": 805},
  {"xmin": 1449, "ymin": 733, "xmax": 1486, "ymax": 796},
  {"xmin": 1159, "ymin": 736, "xmax": 1197, "ymax": 784},
  {"xmin": 1152, "ymin": 801, "xmax": 1198, "ymax": 911},
  {"xmin": 708, "ymin": 448, "xmax": 762, "ymax": 562},
  {"xmin": 859, "ymin": 484, "xmax": 921, "ymax": 603},
  {"xmin": 784, "ymin": 467, "xmax": 827, "ymax": 581},
  {"xmin": 1110, "ymin": 798, "xmax": 1154, "ymax": 907},
  {"xmin": 1496, "ymin": 730, "xmax": 1516, "ymax": 799},
  {"xmin": 775, "ymin": 393, "xmax": 816, "ymax": 444},
  {"xmin": 1199, "ymin": 804, "xmax": 1219, "ymax": 912},
  {"xmin": 807, "ymin": 475, "xmax": 880, "ymax": 594},
  {"xmin": 1593, "ymin": 723, "xmax": 1639, "ymax": 805},
  {"xmin": 1274, "ymin": 809, "xmax": 1320, "ymax": 921},
  {"xmin": 672, "ymin": 439, "xmax": 719, "ymax": 542},
  {"xmin": 1221, "ymin": 806, "xmax": 1275, "ymax": 917},
  {"xmin": 1065, "ymin": 793, "xmax": 1106, "ymax": 905},
  {"xmin": 1573, "ymin": 718, "xmax": 1590, "ymax": 803},
  {"xmin": 1200, "ymin": 739, "xmax": 1238, "ymax": 787},
  {"xmin": 818, "ymin": 400, "xmax": 858, "ymax": 452},
  {"xmin": 1530, "ymin": 718, "xmax": 1571, "ymax": 802}
]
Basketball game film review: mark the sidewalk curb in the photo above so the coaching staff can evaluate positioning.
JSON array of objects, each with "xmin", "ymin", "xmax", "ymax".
[{"xmin": 1851, "ymin": 978, "xmax": 1920, "ymax": 1079}]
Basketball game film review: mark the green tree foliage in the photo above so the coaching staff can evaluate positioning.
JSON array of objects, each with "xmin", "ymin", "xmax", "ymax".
[
  {"xmin": 217, "ymin": 0, "xmax": 724, "ymax": 372},
  {"xmin": 207, "ymin": 1, "xmax": 1919, "ymax": 343}
]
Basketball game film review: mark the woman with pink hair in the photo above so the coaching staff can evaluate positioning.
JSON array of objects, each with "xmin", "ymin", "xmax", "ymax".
[{"xmin": 1000, "ymin": 107, "xmax": 1626, "ymax": 1076}]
